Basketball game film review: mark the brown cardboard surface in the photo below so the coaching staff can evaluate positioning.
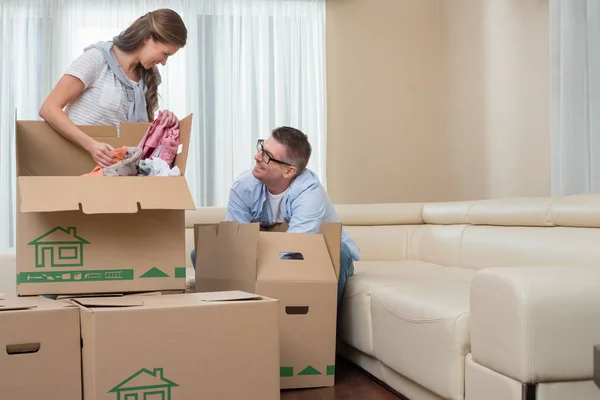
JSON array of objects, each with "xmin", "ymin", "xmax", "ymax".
[
  {"xmin": 257, "ymin": 231, "xmax": 336, "ymax": 281},
  {"xmin": 0, "ymin": 295, "xmax": 81, "ymax": 399},
  {"xmin": 195, "ymin": 222, "xmax": 259, "ymax": 294},
  {"xmin": 195, "ymin": 221, "xmax": 341, "ymax": 389},
  {"xmin": 16, "ymin": 115, "xmax": 193, "ymax": 177},
  {"xmin": 261, "ymin": 222, "xmax": 342, "ymax": 279},
  {"xmin": 74, "ymin": 292, "xmax": 280, "ymax": 400},
  {"xmin": 19, "ymin": 176, "xmax": 194, "ymax": 214},
  {"xmin": 257, "ymin": 281, "xmax": 337, "ymax": 388},
  {"xmin": 320, "ymin": 223, "xmax": 342, "ymax": 280},
  {"xmin": 17, "ymin": 209, "xmax": 187, "ymax": 295},
  {"xmin": 16, "ymin": 115, "xmax": 195, "ymax": 296}
]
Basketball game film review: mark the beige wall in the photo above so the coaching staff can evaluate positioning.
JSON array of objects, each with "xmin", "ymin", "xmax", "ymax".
[
  {"xmin": 326, "ymin": 0, "xmax": 442, "ymax": 204},
  {"xmin": 439, "ymin": 0, "xmax": 550, "ymax": 200},
  {"xmin": 326, "ymin": 0, "xmax": 550, "ymax": 204}
]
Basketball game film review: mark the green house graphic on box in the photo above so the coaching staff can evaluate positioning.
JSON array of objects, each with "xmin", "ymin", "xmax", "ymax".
[
  {"xmin": 28, "ymin": 226, "xmax": 90, "ymax": 268},
  {"xmin": 109, "ymin": 368, "xmax": 179, "ymax": 400}
]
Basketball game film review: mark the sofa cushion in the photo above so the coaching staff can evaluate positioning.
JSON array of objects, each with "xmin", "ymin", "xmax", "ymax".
[
  {"xmin": 470, "ymin": 267, "xmax": 600, "ymax": 384},
  {"xmin": 340, "ymin": 260, "xmax": 474, "ymax": 400},
  {"xmin": 340, "ymin": 260, "xmax": 453, "ymax": 356}
]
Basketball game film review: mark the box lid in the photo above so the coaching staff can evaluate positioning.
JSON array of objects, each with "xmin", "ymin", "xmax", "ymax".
[
  {"xmin": 18, "ymin": 176, "xmax": 196, "ymax": 214},
  {"xmin": 137, "ymin": 292, "xmax": 276, "ymax": 308},
  {"xmin": 71, "ymin": 292, "xmax": 274, "ymax": 312}
]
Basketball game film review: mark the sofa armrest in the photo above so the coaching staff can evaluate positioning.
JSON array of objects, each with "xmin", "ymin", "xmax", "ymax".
[{"xmin": 470, "ymin": 266, "xmax": 600, "ymax": 384}]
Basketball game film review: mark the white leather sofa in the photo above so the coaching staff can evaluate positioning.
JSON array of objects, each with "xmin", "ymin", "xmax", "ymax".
[
  {"xmin": 2, "ymin": 196, "xmax": 599, "ymax": 399},
  {"xmin": 184, "ymin": 196, "xmax": 600, "ymax": 400}
]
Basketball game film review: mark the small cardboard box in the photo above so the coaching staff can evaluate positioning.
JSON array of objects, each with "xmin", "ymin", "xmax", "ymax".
[
  {"xmin": 194, "ymin": 222, "xmax": 341, "ymax": 389},
  {"xmin": 72, "ymin": 291, "xmax": 280, "ymax": 400},
  {"xmin": 15, "ymin": 116, "xmax": 196, "ymax": 296},
  {"xmin": 0, "ymin": 295, "xmax": 81, "ymax": 399}
]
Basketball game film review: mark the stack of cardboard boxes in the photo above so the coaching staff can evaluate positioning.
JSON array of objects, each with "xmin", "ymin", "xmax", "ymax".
[
  {"xmin": 2, "ymin": 115, "xmax": 342, "ymax": 399},
  {"xmin": 194, "ymin": 221, "xmax": 342, "ymax": 390}
]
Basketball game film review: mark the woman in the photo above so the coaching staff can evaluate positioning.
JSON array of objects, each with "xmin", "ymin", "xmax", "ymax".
[{"xmin": 39, "ymin": 8, "xmax": 187, "ymax": 167}]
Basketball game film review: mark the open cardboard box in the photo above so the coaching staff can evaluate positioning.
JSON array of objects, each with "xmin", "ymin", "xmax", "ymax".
[
  {"xmin": 15, "ymin": 115, "xmax": 196, "ymax": 296},
  {"xmin": 0, "ymin": 295, "xmax": 81, "ymax": 399},
  {"xmin": 71, "ymin": 291, "xmax": 280, "ymax": 400},
  {"xmin": 194, "ymin": 221, "xmax": 341, "ymax": 389}
]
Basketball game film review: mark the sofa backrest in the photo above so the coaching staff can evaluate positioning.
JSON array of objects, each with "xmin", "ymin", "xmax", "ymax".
[
  {"xmin": 185, "ymin": 195, "xmax": 600, "ymax": 270},
  {"xmin": 337, "ymin": 195, "xmax": 600, "ymax": 269}
]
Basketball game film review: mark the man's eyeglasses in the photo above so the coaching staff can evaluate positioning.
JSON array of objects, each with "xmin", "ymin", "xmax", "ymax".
[{"xmin": 256, "ymin": 139, "xmax": 293, "ymax": 166}]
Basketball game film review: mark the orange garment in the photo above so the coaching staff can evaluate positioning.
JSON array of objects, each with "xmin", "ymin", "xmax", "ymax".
[{"xmin": 83, "ymin": 146, "xmax": 128, "ymax": 176}]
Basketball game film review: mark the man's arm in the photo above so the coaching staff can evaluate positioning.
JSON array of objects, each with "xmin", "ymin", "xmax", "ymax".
[
  {"xmin": 226, "ymin": 182, "xmax": 252, "ymax": 223},
  {"xmin": 287, "ymin": 183, "xmax": 327, "ymax": 233}
]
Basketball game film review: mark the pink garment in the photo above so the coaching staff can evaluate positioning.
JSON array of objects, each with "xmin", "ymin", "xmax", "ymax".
[{"xmin": 137, "ymin": 110, "xmax": 180, "ymax": 167}]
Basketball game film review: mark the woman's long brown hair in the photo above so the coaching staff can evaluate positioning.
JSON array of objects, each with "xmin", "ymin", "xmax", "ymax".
[{"xmin": 112, "ymin": 9, "xmax": 187, "ymax": 121}]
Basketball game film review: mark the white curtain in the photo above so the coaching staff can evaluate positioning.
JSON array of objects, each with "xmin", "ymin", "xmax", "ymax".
[
  {"xmin": 550, "ymin": 0, "xmax": 600, "ymax": 195},
  {"xmin": 0, "ymin": 0, "xmax": 327, "ymax": 250}
]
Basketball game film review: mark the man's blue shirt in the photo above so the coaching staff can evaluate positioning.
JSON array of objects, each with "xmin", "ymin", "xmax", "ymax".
[{"xmin": 226, "ymin": 168, "xmax": 361, "ymax": 261}]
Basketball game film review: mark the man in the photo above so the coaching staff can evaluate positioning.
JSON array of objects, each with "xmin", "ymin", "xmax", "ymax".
[{"xmin": 192, "ymin": 126, "xmax": 361, "ymax": 304}]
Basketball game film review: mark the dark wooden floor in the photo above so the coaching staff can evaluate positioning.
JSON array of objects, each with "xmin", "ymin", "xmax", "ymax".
[{"xmin": 281, "ymin": 358, "xmax": 405, "ymax": 400}]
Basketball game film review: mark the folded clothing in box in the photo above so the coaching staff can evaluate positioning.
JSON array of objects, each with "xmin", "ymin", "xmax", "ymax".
[{"xmin": 83, "ymin": 110, "xmax": 182, "ymax": 177}]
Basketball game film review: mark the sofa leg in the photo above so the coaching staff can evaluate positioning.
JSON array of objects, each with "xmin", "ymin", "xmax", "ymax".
[{"xmin": 522, "ymin": 383, "xmax": 536, "ymax": 400}]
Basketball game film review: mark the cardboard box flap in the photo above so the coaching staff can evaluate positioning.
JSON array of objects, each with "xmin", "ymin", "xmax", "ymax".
[
  {"xmin": 257, "ymin": 232, "xmax": 337, "ymax": 282},
  {"xmin": 260, "ymin": 222, "xmax": 342, "ymax": 280},
  {"xmin": 199, "ymin": 291, "xmax": 264, "ymax": 302},
  {"xmin": 173, "ymin": 114, "xmax": 193, "ymax": 175},
  {"xmin": 319, "ymin": 223, "xmax": 342, "ymax": 280},
  {"xmin": 70, "ymin": 297, "xmax": 144, "ymax": 308},
  {"xmin": 0, "ymin": 295, "xmax": 72, "ymax": 310},
  {"xmin": 18, "ymin": 176, "xmax": 195, "ymax": 214},
  {"xmin": 0, "ymin": 304, "xmax": 37, "ymax": 312},
  {"xmin": 16, "ymin": 121, "xmax": 109, "ymax": 177},
  {"xmin": 16, "ymin": 114, "xmax": 193, "ymax": 177},
  {"xmin": 196, "ymin": 222, "xmax": 260, "ymax": 283}
]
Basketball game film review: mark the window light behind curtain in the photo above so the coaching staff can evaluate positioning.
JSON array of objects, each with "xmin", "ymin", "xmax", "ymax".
[{"xmin": 0, "ymin": 0, "xmax": 327, "ymax": 250}]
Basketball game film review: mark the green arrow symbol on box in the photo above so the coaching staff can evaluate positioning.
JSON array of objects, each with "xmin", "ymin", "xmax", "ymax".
[
  {"xmin": 298, "ymin": 366, "xmax": 322, "ymax": 376},
  {"xmin": 140, "ymin": 267, "xmax": 170, "ymax": 278}
]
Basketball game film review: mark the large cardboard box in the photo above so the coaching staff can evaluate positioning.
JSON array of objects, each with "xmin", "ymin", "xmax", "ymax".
[
  {"xmin": 194, "ymin": 222, "xmax": 341, "ymax": 389},
  {"xmin": 72, "ymin": 291, "xmax": 280, "ymax": 400},
  {"xmin": 0, "ymin": 294, "xmax": 81, "ymax": 399},
  {"xmin": 15, "ymin": 116, "xmax": 196, "ymax": 296}
]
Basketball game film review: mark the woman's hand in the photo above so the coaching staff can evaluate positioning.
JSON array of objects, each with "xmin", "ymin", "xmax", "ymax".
[{"xmin": 88, "ymin": 140, "xmax": 116, "ymax": 168}]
